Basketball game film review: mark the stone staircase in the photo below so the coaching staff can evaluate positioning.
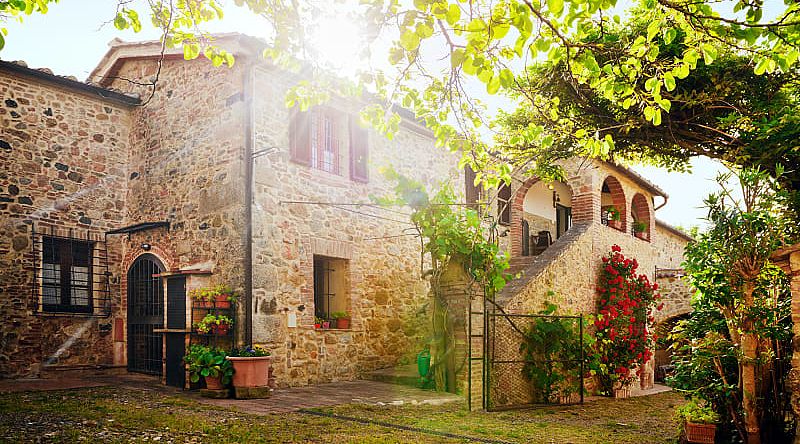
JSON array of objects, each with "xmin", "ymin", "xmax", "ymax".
[{"xmin": 497, "ymin": 222, "xmax": 592, "ymax": 307}]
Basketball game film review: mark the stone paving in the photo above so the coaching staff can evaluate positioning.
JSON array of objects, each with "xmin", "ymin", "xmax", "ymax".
[
  {"xmin": 197, "ymin": 380, "xmax": 462, "ymax": 414},
  {"xmin": 0, "ymin": 372, "xmax": 462, "ymax": 414}
]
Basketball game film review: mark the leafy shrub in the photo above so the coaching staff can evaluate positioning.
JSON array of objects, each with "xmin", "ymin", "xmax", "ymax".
[{"xmin": 184, "ymin": 344, "xmax": 233, "ymax": 385}]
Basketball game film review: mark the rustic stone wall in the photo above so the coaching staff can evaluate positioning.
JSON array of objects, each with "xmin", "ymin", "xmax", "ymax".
[
  {"xmin": 0, "ymin": 68, "xmax": 133, "ymax": 377},
  {"xmin": 249, "ymin": 64, "xmax": 461, "ymax": 386},
  {"xmin": 106, "ymin": 56, "xmax": 250, "ymax": 351}
]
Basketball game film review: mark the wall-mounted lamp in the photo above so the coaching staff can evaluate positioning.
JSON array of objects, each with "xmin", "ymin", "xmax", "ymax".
[{"xmin": 141, "ymin": 243, "xmax": 151, "ymax": 251}]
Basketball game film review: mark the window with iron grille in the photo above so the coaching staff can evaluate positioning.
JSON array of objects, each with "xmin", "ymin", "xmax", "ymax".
[
  {"xmin": 32, "ymin": 227, "xmax": 111, "ymax": 316},
  {"xmin": 313, "ymin": 255, "xmax": 349, "ymax": 321}
]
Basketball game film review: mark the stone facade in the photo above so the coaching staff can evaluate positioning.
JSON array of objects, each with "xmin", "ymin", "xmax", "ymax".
[
  {"xmin": 471, "ymin": 159, "xmax": 695, "ymax": 408},
  {"xmin": 0, "ymin": 63, "xmax": 134, "ymax": 377},
  {"xmin": 1, "ymin": 35, "xmax": 459, "ymax": 386}
]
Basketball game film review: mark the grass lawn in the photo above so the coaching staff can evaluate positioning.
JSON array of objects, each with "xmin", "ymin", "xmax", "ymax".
[{"xmin": 0, "ymin": 386, "xmax": 685, "ymax": 443}]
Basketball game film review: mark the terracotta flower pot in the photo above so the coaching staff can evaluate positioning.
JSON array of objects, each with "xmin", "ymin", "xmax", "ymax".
[
  {"xmin": 214, "ymin": 294, "xmax": 231, "ymax": 309},
  {"xmin": 685, "ymin": 422, "xmax": 716, "ymax": 444},
  {"xmin": 227, "ymin": 356, "xmax": 271, "ymax": 388},
  {"xmin": 204, "ymin": 375, "xmax": 223, "ymax": 390},
  {"xmin": 211, "ymin": 323, "xmax": 230, "ymax": 336},
  {"xmin": 613, "ymin": 387, "xmax": 631, "ymax": 399},
  {"xmin": 336, "ymin": 317, "xmax": 351, "ymax": 329}
]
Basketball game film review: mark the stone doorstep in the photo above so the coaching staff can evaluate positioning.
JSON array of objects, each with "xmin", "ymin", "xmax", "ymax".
[{"xmin": 363, "ymin": 364, "xmax": 422, "ymax": 388}]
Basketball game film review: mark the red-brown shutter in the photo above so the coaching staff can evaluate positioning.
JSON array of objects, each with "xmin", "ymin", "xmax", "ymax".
[
  {"xmin": 349, "ymin": 116, "xmax": 369, "ymax": 183},
  {"xmin": 290, "ymin": 110, "xmax": 312, "ymax": 166},
  {"xmin": 498, "ymin": 183, "xmax": 511, "ymax": 225},
  {"xmin": 465, "ymin": 166, "xmax": 479, "ymax": 206}
]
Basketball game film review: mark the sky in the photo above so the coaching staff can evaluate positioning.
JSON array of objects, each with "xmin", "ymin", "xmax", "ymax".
[{"xmin": 1, "ymin": 0, "xmax": 739, "ymax": 230}]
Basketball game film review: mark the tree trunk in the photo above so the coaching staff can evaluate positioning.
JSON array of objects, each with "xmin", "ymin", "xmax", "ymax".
[{"xmin": 741, "ymin": 281, "xmax": 761, "ymax": 444}]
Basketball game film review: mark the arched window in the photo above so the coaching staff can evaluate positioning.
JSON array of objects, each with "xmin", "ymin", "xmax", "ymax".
[
  {"xmin": 631, "ymin": 193, "xmax": 651, "ymax": 242},
  {"xmin": 600, "ymin": 176, "xmax": 626, "ymax": 232}
]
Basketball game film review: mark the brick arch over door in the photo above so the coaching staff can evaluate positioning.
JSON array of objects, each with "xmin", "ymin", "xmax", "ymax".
[
  {"xmin": 601, "ymin": 176, "xmax": 627, "ymax": 232},
  {"xmin": 631, "ymin": 193, "xmax": 652, "ymax": 241},
  {"xmin": 510, "ymin": 177, "xmax": 577, "ymax": 257}
]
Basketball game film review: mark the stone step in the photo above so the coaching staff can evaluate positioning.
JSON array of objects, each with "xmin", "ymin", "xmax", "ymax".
[{"xmin": 363, "ymin": 364, "xmax": 423, "ymax": 388}]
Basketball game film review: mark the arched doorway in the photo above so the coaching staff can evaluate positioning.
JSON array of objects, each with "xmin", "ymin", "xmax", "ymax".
[
  {"xmin": 127, "ymin": 254, "xmax": 164, "ymax": 375},
  {"xmin": 515, "ymin": 180, "xmax": 573, "ymax": 256}
]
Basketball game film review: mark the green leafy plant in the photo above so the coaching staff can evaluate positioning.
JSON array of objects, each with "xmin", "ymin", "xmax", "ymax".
[
  {"xmin": 188, "ymin": 284, "xmax": 238, "ymax": 306},
  {"xmin": 329, "ymin": 311, "xmax": 350, "ymax": 319},
  {"xmin": 520, "ymin": 302, "xmax": 592, "ymax": 403},
  {"xmin": 632, "ymin": 220, "xmax": 647, "ymax": 233},
  {"xmin": 228, "ymin": 345, "xmax": 270, "ymax": 358},
  {"xmin": 675, "ymin": 399, "xmax": 720, "ymax": 425},
  {"xmin": 184, "ymin": 344, "xmax": 233, "ymax": 385},
  {"xmin": 194, "ymin": 314, "xmax": 232, "ymax": 334},
  {"xmin": 606, "ymin": 207, "xmax": 621, "ymax": 222},
  {"xmin": 376, "ymin": 167, "xmax": 510, "ymax": 393}
]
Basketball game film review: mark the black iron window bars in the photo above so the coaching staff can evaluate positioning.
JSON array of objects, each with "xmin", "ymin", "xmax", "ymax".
[{"xmin": 31, "ymin": 225, "xmax": 111, "ymax": 317}]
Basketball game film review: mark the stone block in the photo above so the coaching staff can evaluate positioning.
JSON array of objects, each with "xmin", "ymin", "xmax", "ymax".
[
  {"xmin": 233, "ymin": 385, "xmax": 271, "ymax": 399},
  {"xmin": 200, "ymin": 389, "xmax": 231, "ymax": 399}
]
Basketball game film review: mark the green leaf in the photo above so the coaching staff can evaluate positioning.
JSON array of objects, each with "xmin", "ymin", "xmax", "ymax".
[
  {"xmin": 663, "ymin": 28, "xmax": 677, "ymax": 45},
  {"xmin": 663, "ymin": 72, "xmax": 676, "ymax": 91},
  {"xmin": 400, "ymin": 30, "xmax": 420, "ymax": 51},
  {"xmin": 754, "ymin": 58, "xmax": 769, "ymax": 75},
  {"xmin": 446, "ymin": 4, "xmax": 460, "ymax": 26},
  {"xmin": 486, "ymin": 75, "xmax": 500, "ymax": 94},
  {"xmin": 646, "ymin": 20, "xmax": 660, "ymax": 41},
  {"xmin": 113, "ymin": 13, "xmax": 128, "ymax": 30},
  {"xmin": 498, "ymin": 68, "xmax": 514, "ymax": 88},
  {"xmin": 183, "ymin": 43, "xmax": 200, "ymax": 60},
  {"xmin": 701, "ymin": 44, "xmax": 717, "ymax": 65},
  {"xmin": 547, "ymin": 0, "xmax": 564, "ymax": 16}
]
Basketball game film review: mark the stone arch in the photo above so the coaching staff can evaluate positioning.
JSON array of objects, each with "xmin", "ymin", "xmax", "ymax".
[
  {"xmin": 600, "ymin": 176, "xmax": 627, "ymax": 232},
  {"xmin": 510, "ymin": 177, "xmax": 575, "ymax": 257},
  {"xmin": 631, "ymin": 193, "xmax": 652, "ymax": 242}
]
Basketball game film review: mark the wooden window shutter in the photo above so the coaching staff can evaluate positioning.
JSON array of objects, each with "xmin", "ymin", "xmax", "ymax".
[
  {"xmin": 465, "ymin": 166, "xmax": 479, "ymax": 206},
  {"xmin": 290, "ymin": 110, "xmax": 312, "ymax": 166},
  {"xmin": 349, "ymin": 117, "xmax": 369, "ymax": 183},
  {"xmin": 498, "ymin": 183, "xmax": 511, "ymax": 225}
]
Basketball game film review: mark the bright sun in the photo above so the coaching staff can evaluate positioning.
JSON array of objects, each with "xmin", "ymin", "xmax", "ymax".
[{"xmin": 307, "ymin": 12, "xmax": 366, "ymax": 74}]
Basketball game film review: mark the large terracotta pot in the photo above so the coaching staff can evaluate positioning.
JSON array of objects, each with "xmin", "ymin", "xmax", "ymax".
[
  {"xmin": 227, "ymin": 356, "xmax": 271, "ymax": 387},
  {"xmin": 336, "ymin": 317, "xmax": 351, "ymax": 329}
]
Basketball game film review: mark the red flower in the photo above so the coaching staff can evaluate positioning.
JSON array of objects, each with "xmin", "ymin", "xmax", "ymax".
[{"xmin": 611, "ymin": 245, "xmax": 622, "ymax": 252}]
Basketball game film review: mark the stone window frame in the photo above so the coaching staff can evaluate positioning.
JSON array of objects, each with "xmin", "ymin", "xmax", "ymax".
[{"xmin": 307, "ymin": 238, "xmax": 354, "ymax": 328}]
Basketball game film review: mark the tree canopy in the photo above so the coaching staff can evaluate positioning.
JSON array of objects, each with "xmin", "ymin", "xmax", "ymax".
[{"xmin": 4, "ymin": 0, "xmax": 800, "ymax": 189}]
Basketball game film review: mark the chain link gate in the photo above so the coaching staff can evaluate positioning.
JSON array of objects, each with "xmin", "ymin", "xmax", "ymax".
[{"xmin": 469, "ymin": 297, "xmax": 585, "ymax": 411}]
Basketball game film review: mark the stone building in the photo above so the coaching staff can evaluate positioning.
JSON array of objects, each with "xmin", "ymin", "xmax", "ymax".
[{"xmin": 1, "ymin": 34, "xmax": 693, "ymax": 395}]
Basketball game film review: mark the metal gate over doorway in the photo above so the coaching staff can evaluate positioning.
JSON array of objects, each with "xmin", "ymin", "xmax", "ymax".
[
  {"xmin": 469, "ymin": 298, "xmax": 585, "ymax": 411},
  {"xmin": 127, "ymin": 254, "xmax": 164, "ymax": 375}
]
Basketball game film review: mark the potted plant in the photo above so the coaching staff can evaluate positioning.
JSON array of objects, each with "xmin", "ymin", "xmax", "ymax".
[
  {"xmin": 606, "ymin": 206, "xmax": 622, "ymax": 229},
  {"xmin": 195, "ymin": 314, "xmax": 233, "ymax": 335},
  {"xmin": 330, "ymin": 311, "xmax": 351, "ymax": 329},
  {"xmin": 227, "ymin": 345, "xmax": 272, "ymax": 398},
  {"xmin": 314, "ymin": 316, "xmax": 323, "ymax": 329},
  {"xmin": 633, "ymin": 220, "xmax": 648, "ymax": 239},
  {"xmin": 675, "ymin": 399, "xmax": 719, "ymax": 444},
  {"xmin": 184, "ymin": 344, "xmax": 233, "ymax": 391},
  {"xmin": 189, "ymin": 284, "xmax": 238, "ymax": 309}
]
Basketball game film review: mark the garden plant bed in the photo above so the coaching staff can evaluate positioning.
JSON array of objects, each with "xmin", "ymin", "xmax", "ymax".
[{"xmin": 0, "ymin": 385, "xmax": 686, "ymax": 443}]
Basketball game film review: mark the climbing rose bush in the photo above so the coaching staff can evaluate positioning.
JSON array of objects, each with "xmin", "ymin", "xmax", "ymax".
[{"xmin": 594, "ymin": 245, "xmax": 662, "ymax": 393}]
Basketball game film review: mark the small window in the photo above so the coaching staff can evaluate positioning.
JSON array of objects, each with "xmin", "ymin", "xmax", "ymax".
[
  {"xmin": 313, "ymin": 256, "xmax": 349, "ymax": 322},
  {"xmin": 40, "ymin": 236, "xmax": 93, "ymax": 313},
  {"xmin": 497, "ymin": 183, "xmax": 511, "ymax": 225}
]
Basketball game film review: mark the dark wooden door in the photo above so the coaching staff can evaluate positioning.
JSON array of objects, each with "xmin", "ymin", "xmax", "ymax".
[
  {"xmin": 127, "ymin": 254, "xmax": 164, "ymax": 375},
  {"xmin": 165, "ymin": 276, "xmax": 186, "ymax": 388}
]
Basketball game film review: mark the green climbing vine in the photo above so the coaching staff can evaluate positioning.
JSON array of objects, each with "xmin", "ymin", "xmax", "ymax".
[{"xmin": 376, "ymin": 167, "xmax": 510, "ymax": 393}]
